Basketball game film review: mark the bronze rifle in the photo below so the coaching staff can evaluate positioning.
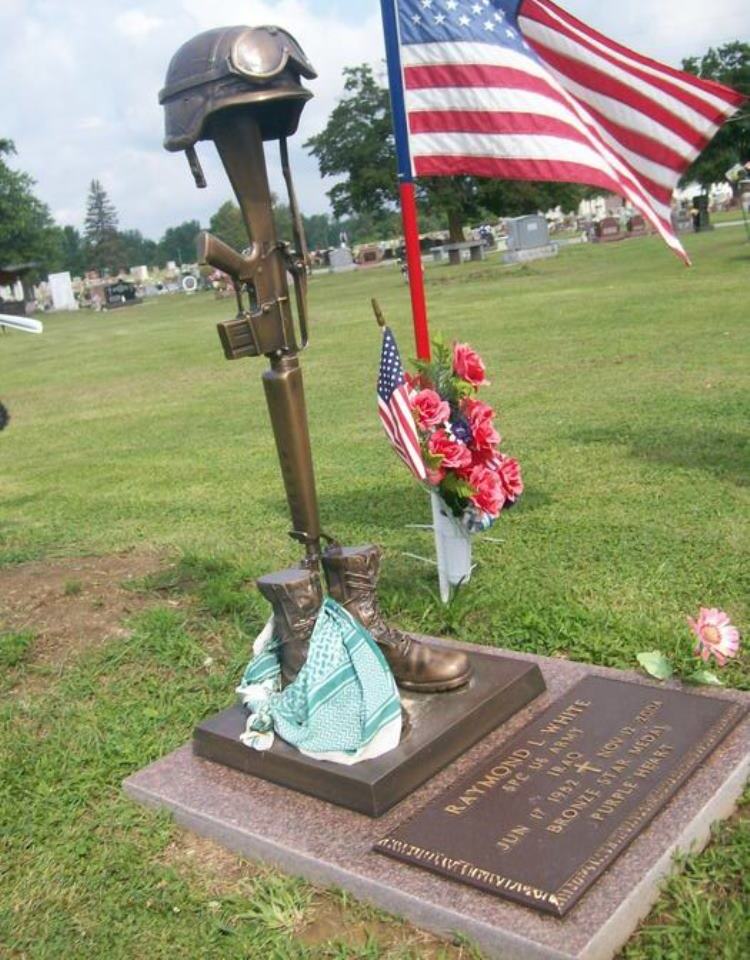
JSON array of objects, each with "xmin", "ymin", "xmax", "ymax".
[{"xmin": 199, "ymin": 110, "xmax": 323, "ymax": 566}]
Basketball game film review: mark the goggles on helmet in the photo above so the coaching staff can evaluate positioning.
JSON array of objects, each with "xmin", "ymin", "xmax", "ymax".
[{"xmin": 230, "ymin": 27, "xmax": 315, "ymax": 81}]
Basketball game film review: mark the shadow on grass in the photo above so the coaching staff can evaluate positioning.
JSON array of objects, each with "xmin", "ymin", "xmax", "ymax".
[
  {"xmin": 573, "ymin": 423, "xmax": 749, "ymax": 487},
  {"xmin": 263, "ymin": 483, "xmax": 553, "ymax": 534},
  {"xmin": 261, "ymin": 482, "xmax": 421, "ymax": 534}
]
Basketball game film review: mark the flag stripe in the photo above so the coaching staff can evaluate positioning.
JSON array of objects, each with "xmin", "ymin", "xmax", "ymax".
[
  {"xmin": 404, "ymin": 46, "xmax": 686, "ymax": 217},
  {"xmin": 406, "ymin": 83, "xmax": 686, "ymax": 186},
  {"xmin": 410, "ymin": 130, "xmax": 673, "ymax": 220},
  {"xmin": 410, "ymin": 107, "xmax": 596, "ymax": 142},
  {"xmin": 523, "ymin": 0, "xmax": 745, "ymax": 114},
  {"xmin": 521, "ymin": 0, "xmax": 736, "ymax": 125},
  {"xmin": 527, "ymin": 41, "xmax": 707, "ymax": 155}
]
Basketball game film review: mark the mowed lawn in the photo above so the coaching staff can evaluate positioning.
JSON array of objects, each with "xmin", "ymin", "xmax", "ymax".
[{"xmin": 1, "ymin": 228, "xmax": 748, "ymax": 958}]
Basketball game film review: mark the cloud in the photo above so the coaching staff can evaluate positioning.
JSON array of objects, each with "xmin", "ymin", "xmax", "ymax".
[
  {"xmin": 1, "ymin": 0, "xmax": 747, "ymax": 247},
  {"xmin": 115, "ymin": 10, "xmax": 164, "ymax": 38}
]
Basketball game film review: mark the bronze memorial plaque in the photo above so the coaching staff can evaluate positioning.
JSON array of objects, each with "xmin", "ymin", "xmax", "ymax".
[{"xmin": 375, "ymin": 676, "xmax": 745, "ymax": 917}]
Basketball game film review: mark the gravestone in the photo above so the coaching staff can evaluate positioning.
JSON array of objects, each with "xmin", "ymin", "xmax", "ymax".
[
  {"xmin": 507, "ymin": 215, "xmax": 549, "ymax": 251},
  {"xmin": 503, "ymin": 215, "xmax": 558, "ymax": 264},
  {"xmin": 328, "ymin": 247, "xmax": 356, "ymax": 273},
  {"xmin": 595, "ymin": 217, "xmax": 623, "ymax": 243},
  {"xmin": 692, "ymin": 195, "xmax": 712, "ymax": 232},
  {"xmin": 48, "ymin": 271, "xmax": 78, "ymax": 311},
  {"xmin": 627, "ymin": 215, "xmax": 647, "ymax": 237}
]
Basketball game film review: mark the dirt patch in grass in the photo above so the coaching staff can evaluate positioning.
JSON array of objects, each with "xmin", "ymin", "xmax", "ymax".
[
  {"xmin": 163, "ymin": 830, "xmax": 476, "ymax": 958},
  {"xmin": 299, "ymin": 895, "xmax": 477, "ymax": 957},
  {"xmin": 159, "ymin": 832, "xmax": 263, "ymax": 897},
  {"xmin": 0, "ymin": 550, "xmax": 176, "ymax": 676}
]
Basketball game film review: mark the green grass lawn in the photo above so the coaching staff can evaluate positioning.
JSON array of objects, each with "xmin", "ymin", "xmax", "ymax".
[{"xmin": 1, "ymin": 230, "xmax": 748, "ymax": 958}]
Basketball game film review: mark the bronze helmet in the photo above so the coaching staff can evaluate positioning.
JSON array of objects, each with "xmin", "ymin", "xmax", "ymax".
[{"xmin": 159, "ymin": 25, "xmax": 316, "ymax": 182}]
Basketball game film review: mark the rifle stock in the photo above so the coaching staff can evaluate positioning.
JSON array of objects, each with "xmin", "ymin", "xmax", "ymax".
[{"xmin": 197, "ymin": 231, "xmax": 257, "ymax": 283}]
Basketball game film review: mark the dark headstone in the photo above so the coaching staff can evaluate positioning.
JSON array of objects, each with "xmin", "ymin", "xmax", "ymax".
[
  {"xmin": 375, "ymin": 676, "xmax": 745, "ymax": 916},
  {"xmin": 627, "ymin": 215, "xmax": 647, "ymax": 236},
  {"xmin": 595, "ymin": 217, "xmax": 623, "ymax": 242},
  {"xmin": 692, "ymin": 195, "xmax": 712, "ymax": 232}
]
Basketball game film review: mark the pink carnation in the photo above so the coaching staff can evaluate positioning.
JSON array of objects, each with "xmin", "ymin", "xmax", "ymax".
[
  {"xmin": 453, "ymin": 342, "xmax": 488, "ymax": 387},
  {"xmin": 469, "ymin": 465, "xmax": 506, "ymax": 517},
  {"xmin": 472, "ymin": 417, "xmax": 501, "ymax": 453},
  {"xmin": 463, "ymin": 398, "xmax": 495, "ymax": 426},
  {"xmin": 498, "ymin": 456, "xmax": 524, "ymax": 500},
  {"xmin": 412, "ymin": 389, "xmax": 450, "ymax": 430},
  {"xmin": 428, "ymin": 430, "xmax": 473, "ymax": 471}
]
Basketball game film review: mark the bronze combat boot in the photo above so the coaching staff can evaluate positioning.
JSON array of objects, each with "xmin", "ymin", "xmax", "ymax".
[
  {"xmin": 256, "ymin": 567, "xmax": 323, "ymax": 686},
  {"xmin": 322, "ymin": 546, "xmax": 472, "ymax": 693}
]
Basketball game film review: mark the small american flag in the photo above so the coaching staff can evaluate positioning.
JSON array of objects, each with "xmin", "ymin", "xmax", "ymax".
[
  {"xmin": 394, "ymin": 0, "xmax": 745, "ymax": 263},
  {"xmin": 377, "ymin": 326, "xmax": 427, "ymax": 480}
]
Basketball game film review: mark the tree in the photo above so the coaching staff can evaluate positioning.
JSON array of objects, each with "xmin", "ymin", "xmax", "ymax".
[
  {"xmin": 208, "ymin": 196, "xmax": 297, "ymax": 251},
  {"xmin": 477, "ymin": 179, "xmax": 587, "ymax": 218},
  {"xmin": 119, "ymin": 229, "xmax": 158, "ymax": 269},
  {"xmin": 0, "ymin": 140, "xmax": 60, "ymax": 272},
  {"xmin": 84, "ymin": 179, "xmax": 124, "ymax": 274},
  {"xmin": 305, "ymin": 65, "xmax": 399, "ymax": 221},
  {"xmin": 51, "ymin": 225, "xmax": 87, "ymax": 277},
  {"xmin": 681, "ymin": 42, "xmax": 750, "ymax": 193},
  {"xmin": 209, "ymin": 201, "xmax": 248, "ymax": 251},
  {"xmin": 158, "ymin": 219, "xmax": 201, "ymax": 266}
]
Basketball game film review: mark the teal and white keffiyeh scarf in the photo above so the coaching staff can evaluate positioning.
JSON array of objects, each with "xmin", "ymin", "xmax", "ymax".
[{"xmin": 236, "ymin": 598, "xmax": 402, "ymax": 765}]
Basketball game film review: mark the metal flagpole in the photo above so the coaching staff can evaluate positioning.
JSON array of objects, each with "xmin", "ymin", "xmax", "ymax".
[{"xmin": 379, "ymin": 0, "xmax": 431, "ymax": 362}]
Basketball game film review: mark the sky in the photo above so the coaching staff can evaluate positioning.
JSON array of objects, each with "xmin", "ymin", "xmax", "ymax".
[{"xmin": 1, "ymin": 0, "xmax": 748, "ymax": 240}]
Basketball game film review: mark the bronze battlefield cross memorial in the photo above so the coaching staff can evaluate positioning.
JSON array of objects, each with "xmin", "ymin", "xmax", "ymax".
[{"xmin": 123, "ymin": 21, "xmax": 749, "ymax": 959}]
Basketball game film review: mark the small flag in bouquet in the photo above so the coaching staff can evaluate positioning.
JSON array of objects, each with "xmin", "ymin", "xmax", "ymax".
[{"xmin": 375, "ymin": 305, "xmax": 522, "ymax": 601}]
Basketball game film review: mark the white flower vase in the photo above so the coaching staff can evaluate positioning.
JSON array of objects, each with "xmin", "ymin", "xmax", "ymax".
[{"xmin": 430, "ymin": 492, "xmax": 473, "ymax": 604}]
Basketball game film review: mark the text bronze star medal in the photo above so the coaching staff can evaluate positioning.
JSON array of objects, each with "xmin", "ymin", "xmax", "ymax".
[{"xmin": 374, "ymin": 676, "xmax": 746, "ymax": 916}]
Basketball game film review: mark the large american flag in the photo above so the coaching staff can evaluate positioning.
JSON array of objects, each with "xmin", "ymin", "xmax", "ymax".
[
  {"xmin": 394, "ymin": 0, "xmax": 745, "ymax": 263},
  {"xmin": 377, "ymin": 326, "xmax": 427, "ymax": 480}
]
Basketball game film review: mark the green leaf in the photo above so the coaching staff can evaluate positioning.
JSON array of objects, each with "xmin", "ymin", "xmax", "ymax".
[
  {"xmin": 636, "ymin": 651, "xmax": 674, "ymax": 681},
  {"xmin": 686, "ymin": 670, "xmax": 725, "ymax": 687}
]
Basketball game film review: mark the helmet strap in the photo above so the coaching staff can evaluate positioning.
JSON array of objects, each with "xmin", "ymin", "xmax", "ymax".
[{"xmin": 186, "ymin": 145, "xmax": 207, "ymax": 188}]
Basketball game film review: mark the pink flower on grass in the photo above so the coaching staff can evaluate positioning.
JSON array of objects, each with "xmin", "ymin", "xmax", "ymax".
[
  {"xmin": 688, "ymin": 609, "xmax": 740, "ymax": 667},
  {"xmin": 412, "ymin": 389, "xmax": 450, "ymax": 430},
  {"xmin": 453, "ymin": 343, "xmax": 488, "ymax": 387}
]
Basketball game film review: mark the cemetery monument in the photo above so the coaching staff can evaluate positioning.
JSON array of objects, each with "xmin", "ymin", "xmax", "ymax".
[{"xmin": 124, "ymin": 16, "xmax": 749, "ymax": 960}]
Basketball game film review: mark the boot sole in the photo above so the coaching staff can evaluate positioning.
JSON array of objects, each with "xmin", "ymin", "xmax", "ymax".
[{"xmin": 396, "ymin": 672, "xmax": 473, "ymax": 694}]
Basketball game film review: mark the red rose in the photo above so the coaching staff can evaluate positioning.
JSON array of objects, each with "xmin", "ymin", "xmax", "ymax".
[
  {"xmin": 412, "ymin": 389, "xmax": 450, "ymax": 430},
  {"xmin": 498, "ymin": 456, "xmax": 523, "ymax": 500},
  {"xmin": 469, "ymin": 465, "xmax": 506, "ymax": 517},
  {"xmin": 453, "ymin": 342, "xmax": 488, "ymax": 387},
  {"xmin": 428, "ymin": 430, "xmax": 473, "ymax": 471}
]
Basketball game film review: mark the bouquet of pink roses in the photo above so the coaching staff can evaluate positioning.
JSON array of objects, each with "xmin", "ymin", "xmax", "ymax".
[{"xmin": 408, "ymin": 338, "xmax": 523, "ymax": 532}]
